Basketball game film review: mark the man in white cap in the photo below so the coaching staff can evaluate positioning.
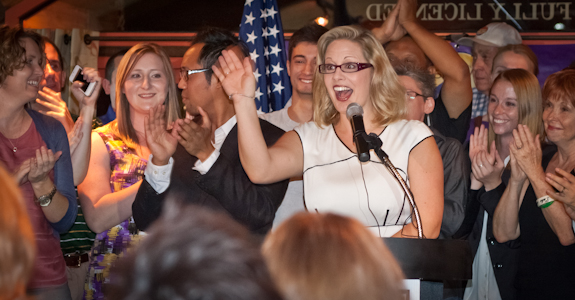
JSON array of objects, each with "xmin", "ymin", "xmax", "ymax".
[{"xmin": 457, "ymin": 22, "xmax": 522, "ymax": 118}]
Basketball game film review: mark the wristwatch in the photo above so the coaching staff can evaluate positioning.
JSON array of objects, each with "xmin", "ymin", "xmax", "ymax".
[{"xmin": 36, "ymin": 186, "xmax": 57, "ymax": 207}]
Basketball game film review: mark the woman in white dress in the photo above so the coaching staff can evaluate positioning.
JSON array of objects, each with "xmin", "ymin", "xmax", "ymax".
[{"xmin": 214, "ymin": 26, "xmax": 443, "ymax": 238}]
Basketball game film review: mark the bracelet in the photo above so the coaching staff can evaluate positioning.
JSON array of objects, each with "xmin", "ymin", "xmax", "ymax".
[
  {"xmin": 536, "ymin": 195, "xmax": 555, "ymax": 208},
  {"xmin": 228, "ymin": 93, "xmax": 255, "ymax": 100}
]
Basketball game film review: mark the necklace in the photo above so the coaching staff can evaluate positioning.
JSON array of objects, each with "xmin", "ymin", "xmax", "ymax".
[
  {"xmin": 0, "ymin": 132, "xmax": 18, "ymax": 153},
  {"xmin": 7, "ymin": 138, "xmax": 17, "ymax": 152}
]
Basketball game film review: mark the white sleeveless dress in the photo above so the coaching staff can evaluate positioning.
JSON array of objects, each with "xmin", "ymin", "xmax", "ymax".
[{"xmin": 294, "ymin": 119, "xmax": 433, "ymax": 237}]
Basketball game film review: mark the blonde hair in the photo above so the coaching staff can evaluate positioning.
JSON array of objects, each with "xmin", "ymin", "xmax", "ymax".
[
  {"xmin": 313, "ymin": 26, "xmax": 406, "ymax": 127},
  {"xmin": 488, "ymin": 69, "xmax": 543, "ymax": 149},
  {"xmin": 262, "ymin": 213, "xmax": 405, "ymax": 300},
  {"xmin": 113, "ymin": 43, "xmax": 180, "ymax": 149},
  {"xmin": 0, "ymin": 165, "xmax": 35, "ymax": 300}
]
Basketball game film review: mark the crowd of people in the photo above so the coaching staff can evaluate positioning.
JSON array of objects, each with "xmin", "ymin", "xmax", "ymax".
[{"xmin": 1, "ymin": 0, "xmax": 575, "ymax": 299}]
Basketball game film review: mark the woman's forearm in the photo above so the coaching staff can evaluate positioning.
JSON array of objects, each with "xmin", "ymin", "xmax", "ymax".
[
  {"xmin": 80, "ymin": 181, "xmax": 141, "ymax": 233},
  {"xmin": 493, "ymin": 180, "xmax": 524, "ymax": 242},
  {"xmin": 71, "ymin": 105, "xmax": 95, "ymax": 185},
  {"xmin": 31, "ymin": 178, "xmax": 69, "ymax": 223},
  {"xmin": 234, "ymin": 97, "xmax": 280, "ymax": 184}
]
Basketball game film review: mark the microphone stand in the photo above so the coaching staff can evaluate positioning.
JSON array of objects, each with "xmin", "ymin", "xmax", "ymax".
[{"xmin": 362, "ymin": 132, "xmax": 425, "ymax": 239}]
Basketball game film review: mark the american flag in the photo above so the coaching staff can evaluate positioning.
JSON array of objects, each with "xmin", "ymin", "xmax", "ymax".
[{"xmin": 239, "ymin": 0, "xmax": 292, "ymax": 113}]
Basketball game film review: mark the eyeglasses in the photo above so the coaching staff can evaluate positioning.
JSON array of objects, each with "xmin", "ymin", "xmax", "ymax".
[
  {"xmin": 406, "ymin": 90, "xmax": 427, "ymax": 100},
  {"xmin": 318, "ymin": 62, "xmax": 373, "ymax": 74},
  {"xmin": 180, "ymin": 68, "xmax": 209, "ymax": 81}
]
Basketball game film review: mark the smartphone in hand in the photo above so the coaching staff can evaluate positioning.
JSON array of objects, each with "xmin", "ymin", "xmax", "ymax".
[{"xmin": 69, "ymin": 65, "xmax": 96, "ymax": 97}]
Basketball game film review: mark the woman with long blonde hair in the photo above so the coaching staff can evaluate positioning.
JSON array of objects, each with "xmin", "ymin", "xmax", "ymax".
[
  {"xmin": 78, "ymin": 43, "xmax": 180, "ymax": 300},
  {"xmin": 215, "ymin": 26, "xmax": 443, "ymax": 238}
]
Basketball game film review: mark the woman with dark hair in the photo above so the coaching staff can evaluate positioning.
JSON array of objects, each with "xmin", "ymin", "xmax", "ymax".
[
  {"xmin": 78, "ymin": 43, "xmax": 180, "ymax": 300},
  {"xmin": 215, "ymin": 26, "xmax": 443, "ymax": 238},
  {"xmin": 494, "ymin": 68, "xmax": 575, "ymax": 299},
  {"xmin": 0, "ymin": 25, "xmax": 77, "ymax": 299}
]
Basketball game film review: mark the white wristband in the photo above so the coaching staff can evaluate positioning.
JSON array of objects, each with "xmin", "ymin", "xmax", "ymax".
[{"xmin": 536, "ymin": 195, "xmax": 555, "ymax": 208}]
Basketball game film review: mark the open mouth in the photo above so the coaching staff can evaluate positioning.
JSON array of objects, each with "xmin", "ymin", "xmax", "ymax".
[
  {"xmin": 300, "ymin": 79, "xmax": 312, "ymax": 84},
  {"xmin": 334, "ymin": 86, "xmax": 352, "ymax": 101},
  {"xmin": 27, "ymin": 80, "xmax": 39, "ymax": 87}
]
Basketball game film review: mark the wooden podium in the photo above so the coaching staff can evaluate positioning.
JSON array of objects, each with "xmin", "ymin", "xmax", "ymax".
[{"xmin": 383, "ymin": 238, "xmax": 472, "ymax": 300}]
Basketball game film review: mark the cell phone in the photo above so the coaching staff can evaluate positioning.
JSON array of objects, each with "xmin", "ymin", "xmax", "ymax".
[{"xmin": 69, "ymin": 65, "xmax": 96, "ymax": 97}]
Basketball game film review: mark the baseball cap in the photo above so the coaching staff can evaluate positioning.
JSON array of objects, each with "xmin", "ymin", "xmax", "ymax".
[{"xmin": 457, "ymin": 23, "xmax": 522, "ymax": 48}]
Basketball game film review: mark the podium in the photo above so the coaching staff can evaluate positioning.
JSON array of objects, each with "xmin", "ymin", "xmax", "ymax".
[{"xmin": 383, "ymin": 238, "xmax": 472, "ymax": 300}]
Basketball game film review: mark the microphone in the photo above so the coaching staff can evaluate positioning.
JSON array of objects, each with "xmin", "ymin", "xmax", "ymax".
[{"xmin": 346, "ymin": 103, "xmax": 370, "ymax": 162}]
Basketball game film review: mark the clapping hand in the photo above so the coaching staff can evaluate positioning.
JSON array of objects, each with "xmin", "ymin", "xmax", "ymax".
[
  {"xmin": 469, "ymin": 124, "xmax": 488, "ymax": 162},
  {"xmin": 546, "ymin": 168, "xmax": 575, "ymax": 217},
  {"xmin": 510, "ymin": 124, "xmax": 541, "ymax": 180},
  {"xmin": 371, "ymin": 1, "xmax": 406, "ymax": 43},
  {"xmin": 212, "ymin": 49, "xmax": 256, "ymax": 104},
  {"xmin": 471, "ymin": 141, "xmax": 505, "ymax": 190},
  {"xmin": 175, "ymin": 107, "xmax": 214, "ymax": 161},
  {"xmin": 28, "ymin": 146, "xmax": 62, "ymax": 184},
  {"xmin": 145, "ymin": 105, "xmax": 179, "ymax": 166},
  {"xmin": 35, "ymin": 87, "xmax": 74, "ymax": 133},
  {"xmin": 13, "ymin": 159, "xmax": 32, "ymax": 185}
]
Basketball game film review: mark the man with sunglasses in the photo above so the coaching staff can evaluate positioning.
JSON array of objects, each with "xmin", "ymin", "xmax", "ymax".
[{"xmin": 133, "ymin": 27, "xmax": 288, "ymax": 234}]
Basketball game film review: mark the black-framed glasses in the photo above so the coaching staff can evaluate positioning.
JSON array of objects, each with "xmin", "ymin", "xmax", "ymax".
[
  {"xmin": 406, "ymin": 90, "xmax": 427, "ymax": 100},
  {"xmin": 180, "ymin": 68, "xmax": 209, "ymax": 81},
  {"xmin": 318, "ymin": 62, "xmax": 373, "ymax": 74}
]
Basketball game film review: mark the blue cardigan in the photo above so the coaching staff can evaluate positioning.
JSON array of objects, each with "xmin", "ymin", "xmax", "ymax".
[{"xmin": 28, "ymin": 109, "xmax": 77, "ymax": 234}]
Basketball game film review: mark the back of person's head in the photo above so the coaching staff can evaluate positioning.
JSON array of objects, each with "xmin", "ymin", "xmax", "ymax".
[
  {"xmin": 114, "ymin": 43, "xmax": 180, "ymax": 149},
  {"xmin": 542, "ymin": 68, "xmax": 575, "ymax": 108},
  {"xmin": 492, "ymin": 44, "xmax": 539, "ymax": 77},
  {"xmin": 191, "ymin": 27, "xmax": 248, "ymax": 84},
  {"xmin": 108, "ymin": 201, "xmax": 281, "ymax": 300},
  {"xmin": 262, "ymin": 212, "xmax": 405, "ymax": 300},
  {"xmin": 489, "ymin": 68, "xmax": 543, "ymax": 147},
  {"xmin": 0, "ymin": 25, "xmax": 44, "ymax": 86},
  {"xmin": 288, "ymin": 24, "xmax": 328, "ymax": 59},
  {"xmin": 0, "ymin": 164, "xmax": 35, "ymax": 300},
  {"xmin": 313, "ymin": 25, "xmax": 406, "ymax": 128}
]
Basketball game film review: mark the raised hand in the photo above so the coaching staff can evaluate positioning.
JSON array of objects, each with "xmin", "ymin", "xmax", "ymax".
[
  {"xmin": 145, "ymin": 105, "xmax": 179, "ymax": 166},
  {"xmin": 35, "ymin": 87, "xmax": 74, "ymax": 133},
  {"xmin": 176, "ymin": 107, "xmax": 214, "ymax": 161},
  {"xmin": 509, "ymin": 146, "xmax": 527, "ymax": 184},
  {"xmin": 212, "ymin": 49, "xmax": 256, "ymax": 104},
  {"xmin": 68, "ymin": 114, "xmax": 84, "ymax": 156},
  {"xmin": 71, "ymin": 67, "xmax": 102, "ymax": 109},
  {"xmin": 510, "ymin": 124, "xmax": 541, "ymax": 180},
  {"xmin": 469, "ymin": 124, "xmax": 488, "ymax": 162},
  {"xmin": 28, "ymin": 146, "xmax": 62, "ymax": 184},
  {"xmin": 13, "ymin": 158, "xmax": 32, "ymax": 185},
  {"xmin": 397, "ymin": 0, "xmax": 418, "ymax": 26},
  {"xmin": 371, "ymin": 2, "xmax": 406, "ymax": 43},
  {"xmin": 471, "ymin": 141, "xmax": 505, "ymax": 190}
]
